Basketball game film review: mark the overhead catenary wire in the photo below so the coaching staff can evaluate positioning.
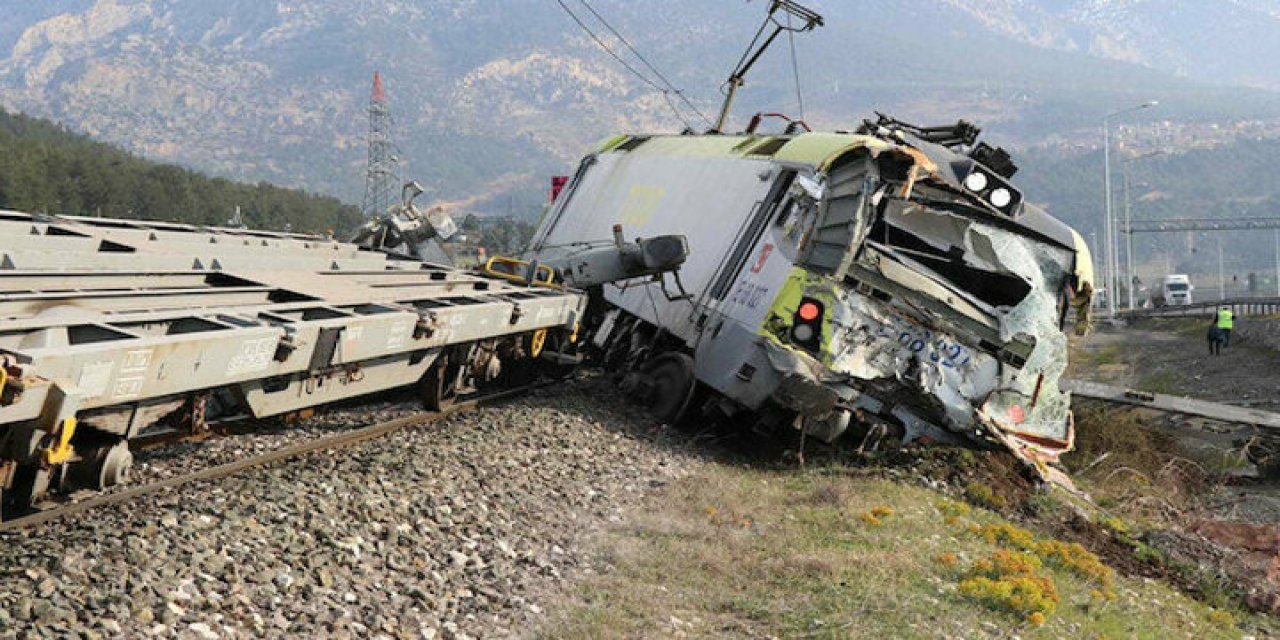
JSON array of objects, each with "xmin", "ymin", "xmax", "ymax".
[
  {"xmin": 724, "ymin": 16, "xmax": 772, "ymax": 96},
  {"xmin": 786, "ymin": 11, "xmax": 805, "ymax": 122},
  {"xmin": 552, "ymin": 0, "xmax": 701, "ymax": 130},
  {"xmin": 573, "ymin": 0, "xmax": 713, "ymax": 128}
]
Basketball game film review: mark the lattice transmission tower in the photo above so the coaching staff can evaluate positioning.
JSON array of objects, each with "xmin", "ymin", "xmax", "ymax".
[{"xmin": 361, "ymin": 71, "xmax": 401, "ymax": 219}]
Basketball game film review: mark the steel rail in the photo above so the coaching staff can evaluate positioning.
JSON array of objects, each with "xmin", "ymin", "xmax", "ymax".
[{"xmin": 0, "ymin": 383, "xmax": 544, "ymax": 534}]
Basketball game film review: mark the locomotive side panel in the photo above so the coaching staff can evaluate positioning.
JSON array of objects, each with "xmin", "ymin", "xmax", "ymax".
[
  {"xmin": 688, "ymin": 170, "xmax": 823, "ymax": 409},
  {"xmin": 533, "ymin": 141, "xmax": 781, "ymax": 346}
]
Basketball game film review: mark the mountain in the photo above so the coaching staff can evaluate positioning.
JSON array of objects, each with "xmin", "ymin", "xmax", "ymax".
[
  {"xmin": 937, "ymin": 0, "xmax": 1280, "ymax": 91},
  {"xmin": 0, "ymin": 0, "xmax": 1277, "ymax": 218}
]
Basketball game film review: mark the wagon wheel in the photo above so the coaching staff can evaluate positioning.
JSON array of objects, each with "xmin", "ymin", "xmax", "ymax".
[
  {"xmin": 420, "ymin": 353, "xmax": 461, "ymax": 411},
  {"xmin": 643, "ymin": 352, "xmax": 697, "ymax": 424},
  {"xmin": 541, "ymin": 329, "xmax": 581, "ymax": 381},
  {"xmin": 500, "ymin": 330, "xmax": 547, "ymax": 387},
  {"xmin": 525, "ymin": 329, "xmax": 548, "ymax": 360},
  {"xmin": 97, "ymin": 441, "xmax": 133, "ymax": 489}
]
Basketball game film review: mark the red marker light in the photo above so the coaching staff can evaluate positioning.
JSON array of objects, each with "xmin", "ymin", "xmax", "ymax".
[{"xmin": 797, "ymin": 301, "xmax": 821, "ymax": 322}]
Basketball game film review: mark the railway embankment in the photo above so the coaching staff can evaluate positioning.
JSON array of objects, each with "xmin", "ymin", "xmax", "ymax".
[
  {"xmin": 0, "ymin": 377, "xmax": 693, "ymax": 639},
  {"xmin": 540, "ymin": 453, "xmax": 1260, "ymax": 639},
  {"xmin": 3, "ymin": 369, "xmax": 1274, "ymax": 638},
  {"xmin": 1231, "ymin": 317, "xmax": 1280, "ymax": 352}
]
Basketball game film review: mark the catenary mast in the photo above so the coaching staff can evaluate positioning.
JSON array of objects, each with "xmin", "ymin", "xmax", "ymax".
[{"xmin": 361, "ymin": 71, "xmax": 400, "ymax": 219}]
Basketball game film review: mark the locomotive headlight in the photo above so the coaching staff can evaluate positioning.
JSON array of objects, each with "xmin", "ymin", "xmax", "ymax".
[
  {"xmin": 989, "ymin": 187, "xmax": 1013, "ymax": 208},
  {"xmin": 963, "ymin": 171, "xmax": 989, "ymax": 192}
]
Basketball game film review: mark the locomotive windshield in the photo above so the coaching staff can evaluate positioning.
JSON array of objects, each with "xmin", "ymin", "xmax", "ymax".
[{"xmin": 866, "ymin": 189, "xmax": 1075, "ymax": 328}]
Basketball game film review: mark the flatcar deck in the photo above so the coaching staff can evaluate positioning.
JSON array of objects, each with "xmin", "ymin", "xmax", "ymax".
[{"xmin": 0, "ymin": 210, "xmax": 585, "ymax": 517}]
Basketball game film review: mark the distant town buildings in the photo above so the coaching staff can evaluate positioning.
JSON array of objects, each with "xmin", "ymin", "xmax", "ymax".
[{"xmin": 1028, "ymin": 118, "xmax": 1280, "ymax": 157}]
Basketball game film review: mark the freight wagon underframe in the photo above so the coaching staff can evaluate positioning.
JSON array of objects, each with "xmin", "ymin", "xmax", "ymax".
[{"xmin": 0, "ymin": 211, "xmax": 586, "ymax": 518}]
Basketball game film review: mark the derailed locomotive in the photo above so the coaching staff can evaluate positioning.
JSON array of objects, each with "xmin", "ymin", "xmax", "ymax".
[{"xmin": 527, "ymin": 116, "xmax": 1094, "ymax": 475}]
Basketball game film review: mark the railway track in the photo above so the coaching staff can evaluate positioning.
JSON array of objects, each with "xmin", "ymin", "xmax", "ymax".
[{"xmin": 0, "ymin": 383, "xmax": 541, "ymax": 534}]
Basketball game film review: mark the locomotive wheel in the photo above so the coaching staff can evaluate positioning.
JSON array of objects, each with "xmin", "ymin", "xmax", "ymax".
[
  {"xmin": 643, "ymin": 352, "xmax": 697, "ymax": 424},
  {"xmin": 420, "ymin": 354, "xmax": 461, "ymax": 411}
]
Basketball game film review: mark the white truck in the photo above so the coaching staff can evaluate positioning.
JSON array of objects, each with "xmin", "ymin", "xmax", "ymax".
[{"xmin": 1158, "ymin": 274, "xmax": 1193, "ymax": 306}]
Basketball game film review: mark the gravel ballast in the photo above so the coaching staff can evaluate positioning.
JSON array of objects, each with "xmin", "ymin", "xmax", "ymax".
[{"xmin": 0, "ymin": 376, "xmax": 694, "ymax": 639}]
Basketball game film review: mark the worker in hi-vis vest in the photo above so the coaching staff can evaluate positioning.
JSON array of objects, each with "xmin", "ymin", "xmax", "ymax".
[{"xmin": 1216, "ymin": 306, "xmax": 1235, "ymax": 347}]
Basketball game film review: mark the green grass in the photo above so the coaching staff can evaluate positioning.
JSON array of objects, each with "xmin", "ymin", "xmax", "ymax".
[
  {"xmin": 1088, "ymin": 344, "xmax": 1126, "ymax": 367},
  {"xmin": 540, "ymin": 465, "xmax": 1259, "ymax": 639},
  {"xmin": 1138, "ymin": 371, "xmax": 1184, "ymax": 395},
  {"xmin": 1155, "ymin": 317, "xmax": 1218, "ymax": 338}
]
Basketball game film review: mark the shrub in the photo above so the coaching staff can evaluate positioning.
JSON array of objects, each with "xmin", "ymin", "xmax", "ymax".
[
  {"xmin": 1099, "ymin": 516, "xmax": 1132, "ymax": 536},
  {"xmin": 1207, "ymin": 609, "xmax": 1235, "ymax": 628},
  {"xmin": 965, "ymin": 482, "xmax": 1008, "ymax": 510},
  {"xmin": 936, "ymin": 499, "xmax": 972, "ymax": 518},
  {"xmin": 970, "ymin": 549, "xmax": 1043, "ymax": 577},
  {"xmin": 957, "ymin": 549, "xmax": 1060, "ymax": 617},
  {"xmin": 969, "ymin": 523, "xmax": 1116, "ymax": 596},
  {"xmin": 959, "ymin": 574, "xmax": 1059, "ymax": 616},
  {"xmin": 973, "ymin": 523, "xmax": 1037, "ymax": 549},
  {"xmin": 1032, "ymin": 539, "xmax": 1114, "ymax": 591}
]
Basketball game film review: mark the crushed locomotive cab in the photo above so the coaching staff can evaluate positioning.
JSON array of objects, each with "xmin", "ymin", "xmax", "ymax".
[{"xmin": 526, "ymin": 116, "xmax": 1094, "ymax": 477}]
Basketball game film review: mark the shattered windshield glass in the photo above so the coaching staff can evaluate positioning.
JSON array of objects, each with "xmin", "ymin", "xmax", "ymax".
[
  {"xmin": 869, "ymin": 193, "xmax": 1073, "ymax": 318},
  {"xmin": 854, "ymin": 189, "xmax": 1077, "ymax": 441}
]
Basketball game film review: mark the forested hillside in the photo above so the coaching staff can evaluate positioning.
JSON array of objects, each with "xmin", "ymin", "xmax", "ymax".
[{"xmin": 0, "ymin": 108, "xmax": 362, "ymax": 234}]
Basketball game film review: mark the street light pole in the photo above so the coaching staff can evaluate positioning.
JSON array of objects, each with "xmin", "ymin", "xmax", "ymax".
[
  {"xmin": 1103, "ymin": 122, "xmax": 1114, "ymax": 315},
  {"xmin": 1124, "ymin": 168, "xmax": 1134, "ymax": 309},
  {"xmin": 1121, "ymin": 150, "xmax": 1166, "ymax": 310},
  {"xmin": 1100, "ymin": 121, "xmax": 1111, "ymax": 312},
  {"xmin": 1218, "ymin": 235, "xmax": 1226, "ymax": 302},
  {"xmin": 1101, "ymin": 100, "xmax": 1158, "ymax": 316}
]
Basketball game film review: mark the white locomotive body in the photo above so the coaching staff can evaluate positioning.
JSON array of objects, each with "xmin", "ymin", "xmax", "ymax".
[{"xmin": 529, "ymin": 122, "xmax": 1094, "ymax": 472}]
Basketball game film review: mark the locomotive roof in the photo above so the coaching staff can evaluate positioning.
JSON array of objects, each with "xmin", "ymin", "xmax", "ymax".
[
  {"xmin": 595, "ymin": 132, "xmax": 891, "ymax": 168},
  {"xmin": 594, "ymin": 131, "xmax": 1078, "ymax": 251}
]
